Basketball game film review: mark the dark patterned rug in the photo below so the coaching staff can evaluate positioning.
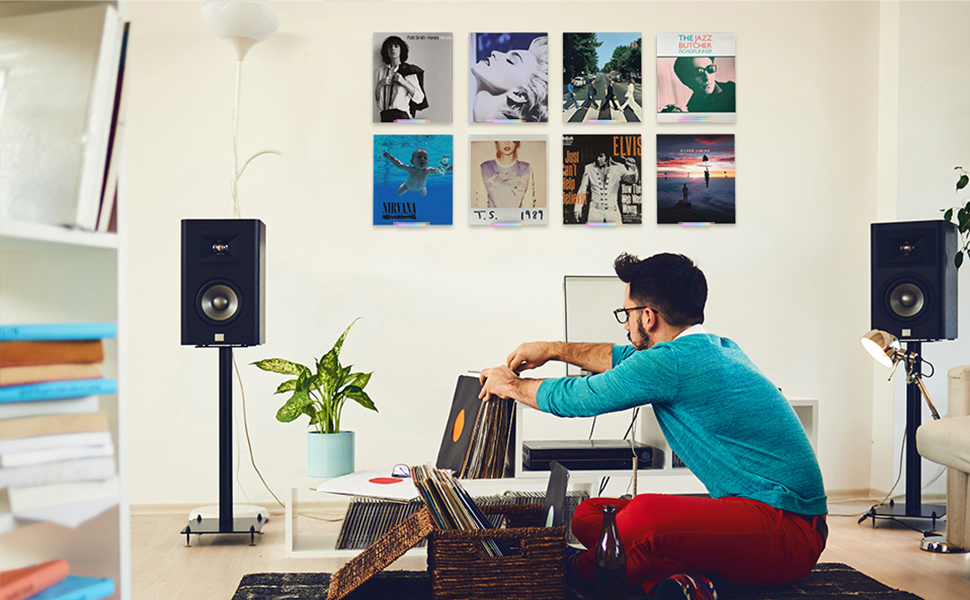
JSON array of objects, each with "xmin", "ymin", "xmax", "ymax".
[{"xmin": 232, "ymin": 563, "xmax": 925, "ymax": 599}]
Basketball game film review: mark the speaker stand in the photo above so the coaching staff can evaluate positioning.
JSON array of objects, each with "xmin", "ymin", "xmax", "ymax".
[
  {"xmin": 861, "ymin": 342, "xmax": 946, "ymax": 531},
  {"xmin": 181, "ymin": 347, "xmax": 268, "ymax": 546}
]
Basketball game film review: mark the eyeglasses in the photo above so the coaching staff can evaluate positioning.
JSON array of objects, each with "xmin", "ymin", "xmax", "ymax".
[
  {"xmin": 691, "ymin": 64, "xmax": 717, "ymax": 77},
  {"xmin": 613, "ymin": 306, "xmax": 650, "ymax": 324}
]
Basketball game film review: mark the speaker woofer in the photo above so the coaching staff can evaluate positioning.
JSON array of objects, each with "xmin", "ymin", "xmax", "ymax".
[
  {"xmin": 199, "ymin": 283, "xmax": 241, "ymax": 323},
  {"xmin": 888, "ymin": 282, "xmax": 924, "ymax": 319}
]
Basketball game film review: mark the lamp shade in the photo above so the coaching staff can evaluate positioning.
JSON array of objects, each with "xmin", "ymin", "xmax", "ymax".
[
  {"xmin": 202, "ymin": 2, "xmax": 282, "ymax": 61},
  {"xmin": 861, "ymin": 329, "xmax": 900, "ymax": 368}
]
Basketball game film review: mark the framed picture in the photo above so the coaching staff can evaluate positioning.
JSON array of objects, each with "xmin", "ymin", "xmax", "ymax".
[
  {"xmin": 656, "ymin": 134, "xmax": 735, "ymax": 224},
  {"xmin": 469, "ymin": 136, "xmax": 547, "ymax": 225},
  {"xmin": 469, "ymin": 32, "xmax": 548, "ymax": 123},
  {"xmin": 373, "ymin": 32, "xmax": 452, "ymax": 123},
  {"xmin": 563, "ymin": 33, "xmax": 642, "ymax": 124},
  {"xmin": 657, "ymin": 33, "xmax": 736, "ymax": 123},
  {"xmin": 563, "ymin": 134, "xmax": 642, "ymax": 225},
  {"xmin": 373, "ymin": 134, "xmax": 453, "ymax": 225}
]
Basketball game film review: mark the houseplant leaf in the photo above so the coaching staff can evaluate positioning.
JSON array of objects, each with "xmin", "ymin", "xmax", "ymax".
[
  {"xmin": 344, "ymin": 386, "xmax": 378, "ymax": 412},
  {"xmin": 253, "ymin": 358, "xmax": 306, "ymax": 376},
  {"xmin": 277, "ymin": 390, "xmax": 314, "ymax": 422}
]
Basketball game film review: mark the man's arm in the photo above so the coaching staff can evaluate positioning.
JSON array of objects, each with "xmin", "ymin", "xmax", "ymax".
[{"xmin": 506, "ymin": 341, "xmax": 613, "ymax": 374}]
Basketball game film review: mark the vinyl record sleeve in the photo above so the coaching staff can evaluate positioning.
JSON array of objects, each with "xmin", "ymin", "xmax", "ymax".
[{"xmin": 435, "ymin": 374, "xmax": 484, "ymax": 472}]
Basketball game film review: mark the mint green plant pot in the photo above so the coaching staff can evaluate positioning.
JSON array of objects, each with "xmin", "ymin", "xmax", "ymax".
[{"xmin": 308, "ymin": 431, "xmax": 354, "ymax": 478}]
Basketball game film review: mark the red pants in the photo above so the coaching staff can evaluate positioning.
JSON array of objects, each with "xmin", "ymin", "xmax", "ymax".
[{"xmin": 570, "ymin": 494, "xmax": 825, "ymax": 594}]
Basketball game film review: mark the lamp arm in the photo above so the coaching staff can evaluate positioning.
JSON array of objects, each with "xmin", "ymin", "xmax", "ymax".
[
  {"xmin": 238, "ymin": 150, "xmax": 288, "ymax": 180},
  {"xmin": 911, "ymin": 373, "xmax": 942, "ymax": 420}
]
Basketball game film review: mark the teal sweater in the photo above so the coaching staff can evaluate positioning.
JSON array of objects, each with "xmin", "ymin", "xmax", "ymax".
[{"xmin": 537, "ymin": 333, "xmax": 827, "ymax": 515}]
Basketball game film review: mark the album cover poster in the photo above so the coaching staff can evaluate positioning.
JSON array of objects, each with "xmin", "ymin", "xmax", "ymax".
[
  {"xmin": 374, "ymin": 32, "xmax": 453, "ymax": 123},
  {"xmin": 656, "ymin": 134, "xmax": 735, "ymax": 224},
  {"xmin": 469, "ymin": 137, "xmax": 547, "ymax": 225},
  {"xmin": 657, "ymin": 33, "xmax": 736, "ymax": 123},
  {"xmin": 562, "ymin": 134, "xmax": 642, "ymax": 225},
  {"xmin": 469, "ymin": 32, "xmax": 548, "ymax": 123},
  {"xmin": 373, "ymin": 134, "xmax": 453, "ymax": 225},
  {"xmin": 562, "ymin": 33, "xmax": 642, "ymax": 124}
]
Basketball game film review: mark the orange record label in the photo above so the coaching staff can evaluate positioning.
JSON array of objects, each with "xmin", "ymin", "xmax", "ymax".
[{"xmin": 452, "ymin": 409, "xmax": 465, "ymax": 442}]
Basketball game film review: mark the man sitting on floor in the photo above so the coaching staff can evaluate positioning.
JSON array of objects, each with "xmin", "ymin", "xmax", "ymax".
[{"xmin": 479, "ymin": 252, "xmax": 827, "ymax": 600}]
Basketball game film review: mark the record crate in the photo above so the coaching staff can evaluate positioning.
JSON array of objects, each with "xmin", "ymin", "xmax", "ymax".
[{"xmin": 327, "ymin": 503, "xmax": 567, "ymax": 600}]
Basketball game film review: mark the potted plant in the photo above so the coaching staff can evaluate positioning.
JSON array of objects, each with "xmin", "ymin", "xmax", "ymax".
[
  {"xmin": 253, "ymin": 319, "xmax": 376, "ymax": 478},
  {"xmin": 942, "ymin": 166, "xmax": 970, "ymax": 269}
]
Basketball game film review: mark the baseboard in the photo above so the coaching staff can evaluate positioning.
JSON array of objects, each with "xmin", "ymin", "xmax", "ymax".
[{"xmin": 131, "ymin": 499, "xmax": 348, "ymax": 517}]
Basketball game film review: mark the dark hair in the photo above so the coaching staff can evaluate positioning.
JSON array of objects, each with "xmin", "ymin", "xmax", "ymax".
[
  {"xmin": 613, "ymin": 252, "xmax": 707, "ymax": 327},
  {"xmin": 381, "ymin": 36, "xmax": 409, "ymax": 64},
  {"xmin": 673, "ymin": 56, "xmax": 715, "ymax": 85}
]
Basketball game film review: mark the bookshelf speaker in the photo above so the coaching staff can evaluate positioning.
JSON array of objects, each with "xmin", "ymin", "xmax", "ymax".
[
  {"xmin": 870, "ymin": 220, "xmax": 958, "ymax": 342},
  {"xmin": 181, "ymin": 219, "xmax": 265, "ymax": 347}
]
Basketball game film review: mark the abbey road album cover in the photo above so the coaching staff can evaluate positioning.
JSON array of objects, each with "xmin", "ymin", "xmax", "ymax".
[
  {"xmin": 562, "ymin": 33, "xmax": 642, "ymax": 124},
  {"xmin": 469, "ymin": 137, "xmax": 547, "ymax": 225},
  {"xmin": 373, "ymin": 134, "xmax": 453, "ymax": 225},
  {"xmin": 563, "ymin": 134, "xmax": 642, "ymax": 225},
  {"xmin": 657, "ymin": 33, "xmax": 736, "ymax": 123},
  {"xmin": 469, "ymin": 32, "xmax": 549, "ymax": 123},
  {"xmin": 656, "ymin": 134, "xmax": 735, "ymax": 224},
  {"xmin": 373, "ymin": 32, "xmax": 452, "ymax": 123}
]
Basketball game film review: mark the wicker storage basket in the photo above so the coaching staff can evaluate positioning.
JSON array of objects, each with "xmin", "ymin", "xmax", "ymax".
[{"xmin": 328, "ymin": 503, "xmax": 566, "ymax": 600}]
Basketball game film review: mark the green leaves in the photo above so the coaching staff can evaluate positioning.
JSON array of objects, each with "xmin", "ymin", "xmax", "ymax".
[
  {"xmin": 252, "ymin": 319, "xmax": 375, "ymax": 434},
  {"xmin": 944, "ymin": 167, "xmax": 970, "ymax": 270},
  {"xmin": 252, "ymin": 358, "xmax": 306, "ymax": 376}
]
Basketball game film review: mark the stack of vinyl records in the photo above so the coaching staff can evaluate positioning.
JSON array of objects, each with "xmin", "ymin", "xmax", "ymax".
[
  {"xmin": 475, "ymin": 490, "xmax": 589, "ymax": 545},
  {"xmin": 336, "ymin": 498, "xmax": 427, "ymax": 550},
  {"xmin": 410, "ymin": 465, "xmax": 510, "ymax": 557},
  {"xmin": 334, "ymin": 489, "xmax": 591, "ymax": 550},
  {"xmin": 436, "ymin": 374, "xmax": 515, "ymax": 480}
]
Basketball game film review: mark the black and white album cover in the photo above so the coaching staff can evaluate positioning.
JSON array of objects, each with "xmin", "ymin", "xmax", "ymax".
[
  {"xmin": 374, "ymin": 32, "xmax": 452, "ymax": 123},
  {"xmin": 563, "ymin": 134, "xmax": 642, "ymax": 225}
]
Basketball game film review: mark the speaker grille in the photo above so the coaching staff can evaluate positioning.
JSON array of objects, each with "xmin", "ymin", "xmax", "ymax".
[
  {"xmin": 199, "ymin": 282, "xmax": 241, "ymax": 323},
  {"xmin": 887, "ymin": 282, "xmax": 924, "ymax": 319}
]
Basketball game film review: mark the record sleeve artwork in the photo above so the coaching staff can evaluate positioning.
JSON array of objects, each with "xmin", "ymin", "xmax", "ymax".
[
  {"xmin": 563, "ymin": 134, "xmax": 642, "ymax": 225},
  {"xmin": 657, "ymin": 33, "xmax": 736, "ymax": 123},
  {"xmin": 373, "ymin": 134, "xmax": 453, "ymax": 225},
  {"xmin": 656, "ymin": 134, "xmax": 735, "ymax": 224},
  {"xmin": 469, "ymin": 137, "xmax": 547, "ymax": 225}
]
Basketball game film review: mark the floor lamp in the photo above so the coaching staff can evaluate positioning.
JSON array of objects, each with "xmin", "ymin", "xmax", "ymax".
[
  {"xmin": 181, "ymin": 1, "xmax": 282, "ymax": 546},
  {"xmin": 860, "ymin": 330, "xmax": 947, "ymax": 534}
]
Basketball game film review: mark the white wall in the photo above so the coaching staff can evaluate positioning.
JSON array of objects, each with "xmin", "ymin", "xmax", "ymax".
[
  {"xmin": 125, "ymin": 1, "xmax": 885, "ymax": 506},
  {"xmin": 890, "ymin": 1, "xmax": 970, "ymax": 496}
]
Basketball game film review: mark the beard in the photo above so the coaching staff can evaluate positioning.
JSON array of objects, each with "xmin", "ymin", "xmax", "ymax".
[{"xmin": 628, "ymin": 320, "xmax": 653, "ymax": 351}]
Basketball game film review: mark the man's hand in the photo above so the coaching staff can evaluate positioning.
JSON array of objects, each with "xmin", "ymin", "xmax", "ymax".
[
  {"xmin": 506, "ymin": 342, "xmax": 559, "ymax": 373},
  {"xmin": 479, "ymin": 366, "xmax": 540, "ymax": 410}
]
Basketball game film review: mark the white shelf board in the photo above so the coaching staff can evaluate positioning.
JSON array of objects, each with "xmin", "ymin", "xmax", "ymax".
[{"xmin": 0, "ymin": 220, "xmax": 118, "ymax": 250}]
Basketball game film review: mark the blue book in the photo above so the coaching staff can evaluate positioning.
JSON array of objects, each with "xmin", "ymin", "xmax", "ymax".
[
  {"xmin": 30, "ymin": 575, "xmax": 115, "ymax": 600},
  {"xmin": 0, "ymin": 379, "xmax": 117, "ymax": 403},
  {"xmin": 0, "ymin": 323, "xmax": 117, "ymax": 341}
]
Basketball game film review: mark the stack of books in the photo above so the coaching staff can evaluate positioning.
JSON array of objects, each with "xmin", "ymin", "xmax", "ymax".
[
  {"xmin": 0, "ymin": 323, "xmax": 118, "ymax": 532},
  {"xmin": 0, "ymin": 559, "xmax": 114, "ymax": 600}
]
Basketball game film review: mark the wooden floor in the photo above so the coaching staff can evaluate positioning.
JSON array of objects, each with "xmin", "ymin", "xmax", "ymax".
[{"xmin": 131, "ymin": 498, "xmax": 970, "ymax": 600}]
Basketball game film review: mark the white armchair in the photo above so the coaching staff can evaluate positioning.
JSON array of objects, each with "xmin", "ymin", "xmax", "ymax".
[{"xmin": 916, "ymin": 364, "xmax": 970, "ymax": 551}]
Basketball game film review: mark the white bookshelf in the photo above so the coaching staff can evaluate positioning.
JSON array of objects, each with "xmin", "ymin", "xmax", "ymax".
[{"xmin": 0, "ymin": 1, "xmax": 130, "ymax": 597}]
